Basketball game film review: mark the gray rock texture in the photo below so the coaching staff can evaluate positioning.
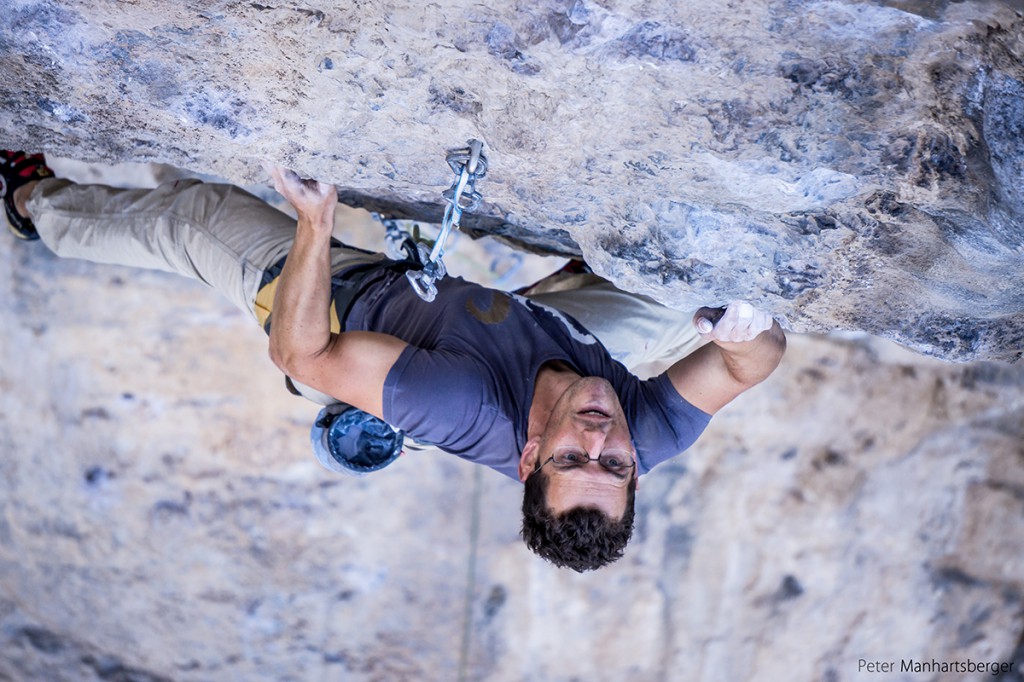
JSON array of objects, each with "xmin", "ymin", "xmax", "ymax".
[{"xmin": 2, "ymin": 0, "xmax": 1022, "ymax": 360}]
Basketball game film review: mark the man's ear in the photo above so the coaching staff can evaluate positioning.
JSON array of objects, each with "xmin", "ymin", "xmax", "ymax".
[{"xmin": 518, "ymin": 437, "xmax": 542, "ymax": 482}]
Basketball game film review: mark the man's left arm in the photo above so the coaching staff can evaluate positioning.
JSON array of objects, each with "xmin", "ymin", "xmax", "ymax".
[
  {"xmin": 665, "ymin": 302, "xmax": 786, "ymax": 415},
  {"xmin": 264, "ymin": 164, "xmax": 408, "ymax": 420}
]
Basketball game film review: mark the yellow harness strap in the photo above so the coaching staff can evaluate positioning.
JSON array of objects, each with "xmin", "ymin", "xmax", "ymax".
[{"xmin": 255, "ymin": 275, "xmax": 341, "ymax": 334}]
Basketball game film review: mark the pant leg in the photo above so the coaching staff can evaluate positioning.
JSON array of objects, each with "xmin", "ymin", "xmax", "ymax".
[
  {"xmin": 26, "ymin": 177, "xmax": 294, "ymax": 317},
  {"xmin": 26, "ymin": 177, "xmax": 381, "ymax": 320},
  {"xmin": 527, "ymin": 277, "xmax": 705, "ymax": 378}
]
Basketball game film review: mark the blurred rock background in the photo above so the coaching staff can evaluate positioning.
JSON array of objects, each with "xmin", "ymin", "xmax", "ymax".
[{"xmin": 2, "ymin": 0, "xmax": 1023, "ymax": 680}]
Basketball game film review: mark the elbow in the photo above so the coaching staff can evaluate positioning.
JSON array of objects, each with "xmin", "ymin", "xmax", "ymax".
[
  {"xmin": 269, "ymin": 347, "xmax": 315, "ymax": 384},
  {"xmin": 268, "ymin": 337, "xmax": 305, "ymax": 378},
  {"xmin": 757, "ymin": 327, "xmax": 787, "ymax": 383},
  {"xmin": 726, "ymin": 325, "xmax": 787, "ymax": 388},
  {"xmin": 268, "ymin": 334, "xmax": 331, "ymax": 381},
  {"xmin": 758, "ymin": 324, "xmax": 788, "ymax": 378},
  {"xmin": 774, "ymin": 324, "xmax": 788, "ymax": 358},
  {"xmin": 268, "ymin": 341, "xmax": 294, "ymax": 376}
]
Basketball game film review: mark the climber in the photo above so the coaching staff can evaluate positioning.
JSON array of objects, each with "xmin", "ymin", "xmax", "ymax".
[{"xmin": 2, "ymin": 150, "xmax": 786, "ymax": 572}]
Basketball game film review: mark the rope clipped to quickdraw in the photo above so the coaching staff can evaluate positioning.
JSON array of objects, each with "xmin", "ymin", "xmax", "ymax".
[{"xmin": 376, "ymin": 139, "xmax": 488, "ymax": 302}]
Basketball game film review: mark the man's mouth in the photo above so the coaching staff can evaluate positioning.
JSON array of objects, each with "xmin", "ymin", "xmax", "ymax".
[{"xmin": 578, "ymin": 407, "xmax": 610, "ymax": 418}]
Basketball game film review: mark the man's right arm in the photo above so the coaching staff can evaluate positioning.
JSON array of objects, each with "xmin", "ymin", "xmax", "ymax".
[
  {"xmin": 665, "ymin": 302, "xmax": 786, "ymax": 415},
  {"xmin": 265, "ymin": 165, "xmax": 408, "ymax": 420}
]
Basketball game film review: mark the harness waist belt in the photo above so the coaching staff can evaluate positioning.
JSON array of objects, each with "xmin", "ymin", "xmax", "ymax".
[{"xmin": 255, "ymin": 253, "xmax": 416, "ymax": 336}]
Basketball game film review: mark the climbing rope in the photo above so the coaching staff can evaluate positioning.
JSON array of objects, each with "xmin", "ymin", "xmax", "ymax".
[{"xmin": 378, "ymin": 139, "xmax": 488, "ymax": 302}]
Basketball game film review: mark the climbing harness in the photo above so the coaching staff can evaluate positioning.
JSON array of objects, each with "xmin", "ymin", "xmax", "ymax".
[{"xmin": 381, "ymin": 139, "xmax": 488, "ymax": 302}]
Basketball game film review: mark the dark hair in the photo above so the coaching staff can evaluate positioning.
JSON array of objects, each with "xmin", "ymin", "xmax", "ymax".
[{"xmin": 520, "ymin": 469, "xmax": 637, "ymax": 572}]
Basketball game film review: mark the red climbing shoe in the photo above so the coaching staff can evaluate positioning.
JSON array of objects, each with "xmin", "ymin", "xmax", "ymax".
[{"xmin": 1, "ymin": 150, "xmax": 54, "ymax": 240}]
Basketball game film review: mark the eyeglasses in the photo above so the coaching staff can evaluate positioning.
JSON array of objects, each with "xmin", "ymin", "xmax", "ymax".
[{"xmin": 534, "ymin": 447, "xmax": 637, "ymax": 478}]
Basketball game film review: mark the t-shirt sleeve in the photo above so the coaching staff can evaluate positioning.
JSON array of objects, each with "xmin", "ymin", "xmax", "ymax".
[
  {"xmin": 382, "ymin": 345, "xmax": 496, "ymax": 451},
  {"xmin": 628, "ymin": 372, "xmax": 712, "ymax": 475}
]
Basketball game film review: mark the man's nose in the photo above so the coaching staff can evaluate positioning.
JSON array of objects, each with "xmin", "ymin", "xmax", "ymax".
[{"xmin": 579, "ymin": 427, "xmax": 608, "ymax": 452}]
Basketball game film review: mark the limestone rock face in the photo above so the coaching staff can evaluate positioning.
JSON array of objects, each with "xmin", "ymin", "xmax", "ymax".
[{"xmin": 2, "ymin": 0, "xmax": 1022, "ymax": 360}]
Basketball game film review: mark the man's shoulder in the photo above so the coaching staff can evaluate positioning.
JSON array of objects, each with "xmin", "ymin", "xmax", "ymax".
[{"xmin": 626, "ymin": 372, "xmax": 714, "ymax": 475}]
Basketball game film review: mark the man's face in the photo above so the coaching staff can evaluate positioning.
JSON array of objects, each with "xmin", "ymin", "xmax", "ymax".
[{"xmin": 519, "ymin": 376, "xmax": 637, "ymax": 520}]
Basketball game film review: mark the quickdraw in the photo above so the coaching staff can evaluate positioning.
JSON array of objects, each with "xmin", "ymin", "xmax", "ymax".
[{"xmin": 377, "ymin": 139, "xmax": 488, "ymax": 302}]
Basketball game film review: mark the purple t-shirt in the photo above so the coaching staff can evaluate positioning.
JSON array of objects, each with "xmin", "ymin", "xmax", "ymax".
[{"xmin": 346, "ymin": 271, "xmax": 711, "ymax": 481}]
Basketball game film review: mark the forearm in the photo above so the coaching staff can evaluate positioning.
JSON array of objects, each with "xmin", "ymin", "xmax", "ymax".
[
  {"xmin": 268, "ymin": 213, "xmax": 335, "ymax": 372},
  {"xmin": 713, "ymin": 320, "xmax": 787, "ymax": 387},
  {"xmin": 668, "ymin": 302, "xmax": 786, "ymax": 414},
  {"xmin": 267, "ymin": 212, "xmax": 408, "ymax": 417}
]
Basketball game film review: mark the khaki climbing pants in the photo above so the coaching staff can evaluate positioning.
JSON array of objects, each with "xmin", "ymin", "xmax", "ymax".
[
  {"xmin": 27, "ymin": 177, "xmax": 384, "ymax": 320},
  {"xmin": 26, "ymin": 177, "xmax": 702, "ymax": 378}
]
